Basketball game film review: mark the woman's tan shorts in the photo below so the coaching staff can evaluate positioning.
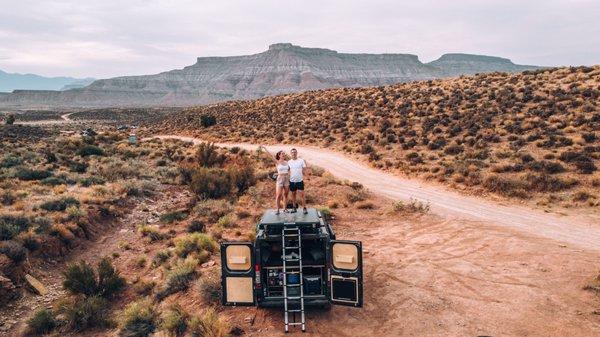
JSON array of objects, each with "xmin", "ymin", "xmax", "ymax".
[{"xmin": 276, "ymin": 174, "xmax": 289, "ymax": 187}]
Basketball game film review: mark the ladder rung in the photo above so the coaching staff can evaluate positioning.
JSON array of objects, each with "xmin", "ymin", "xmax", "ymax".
[
  {"xmin": 285, "ymin": 283, "xmax": 303, "ymax": 287},
  {"xmin": 287, "ymin": 309, "xmax": 303, "ymax": 313},
  {"xmin": 284, "ymin": 234, "xmax": 299, "ymax": 237},
  {"xmin": 285, "ymin": 246, "xmax": 299, "ymax": 249},
  {"xmin": 287, "ymin": 296, "xmax": 303, "ymax": 300},
  {"xmin": 284, "ymin": 271, "xmax": 301, "ymax": 274},
  {"xmin": 288, "ymin": 322, "xmax": 304, "ymax": 325}
]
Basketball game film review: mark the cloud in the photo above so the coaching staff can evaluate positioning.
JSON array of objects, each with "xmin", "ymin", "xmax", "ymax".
[{"xmin": 0, "ymin": 0, "xmax": 598, "ymax": 78}]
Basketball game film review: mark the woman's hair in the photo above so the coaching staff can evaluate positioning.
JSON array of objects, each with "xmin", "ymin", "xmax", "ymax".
[{"xmin": 275, "ymin": 151, "xmax": 284, "ymax": 160}]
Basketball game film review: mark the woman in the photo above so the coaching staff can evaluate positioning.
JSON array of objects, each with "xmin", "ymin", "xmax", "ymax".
[{"xmin": 261, "ymin": 146, "xmax": 290, "ymax": 214}]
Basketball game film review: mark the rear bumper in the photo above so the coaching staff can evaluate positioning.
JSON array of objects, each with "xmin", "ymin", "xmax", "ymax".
[{"xmin": 258, "ymin": 296, "xmax": 330, "ymax": 308}]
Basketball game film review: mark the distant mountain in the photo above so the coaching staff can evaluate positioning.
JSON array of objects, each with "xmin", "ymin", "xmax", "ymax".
[
  {"xmin": 0, "ymin": 69, "xmax": 94, "ymax": 92},
  {"xmin": 427, "ymin": 53, "xmax": 538, "ymax": 77},
  {"xmin": 0, "ymin": 43, "xmax": 540, "ymax": 107}
]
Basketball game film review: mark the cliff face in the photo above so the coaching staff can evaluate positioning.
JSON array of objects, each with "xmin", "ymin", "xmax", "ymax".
[{"xmin": 0, "ymin": 43, "xmax": 541, "ymax": 108}]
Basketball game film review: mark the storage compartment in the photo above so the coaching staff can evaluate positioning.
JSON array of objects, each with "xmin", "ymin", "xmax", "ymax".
[{"xmin": 264, "ymin": 266, "xmax": 325, "ymax": 298}]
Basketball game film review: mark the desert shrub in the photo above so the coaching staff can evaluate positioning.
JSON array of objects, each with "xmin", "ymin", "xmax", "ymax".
[
  {"xmin": 27, "ymin": 308, "xmax": 57, "ymax": 335},
  {"xmin": 160, "ymin": 304, "xmax": 189, "ymax": 337},
  {"xmin": 194, "ymin": 199, "xmax": 233, "ymax": 222},
  {"xmin": 138, "ymin": 225, "xmax": 167, "ymax": 242},
  {"xmin": 582, "ymin": 132, "xmax": 597, "ymax": 143},
  {"xmin": 347, "ymin": 189, "xmax": 367, "ymax": 203},
  {"xmin": 1, "ymin": 190, "xmax": 16, "ymax": 206},
  {"xmin": 525, "ymin": 173, "xmax": 577, "ymax": 192},
  {"xmin": 0, "ymin": 214, "xmax": 30, "ymax": 240},
  {"xmin": 392, "ymin": 199, "xmax": 430, "ymax": 214},
  {"xmin": 317, "ymin": 207, "xmax": 333, "ymax": 219},
  {"xmin": 123, "ymin": 180, "xmax": 156, "ymax": 197},
  {"xmin": 583, "ymin": 272, "xmax": 600, "ymax": 294},
  {"xmin": 160, "ymin": 210, "xmax": 188, "ymax": 223},
  {"xmin": 97, "ymin": 257, "xmax": 127, "ymax": 298},
  {"xmin": 195, "ymin": 143, "xmax": 225, "ymax": 167},
  {"xmin": 152, "ymin": 249, "xmax": 171, "ymax": 267},
  {"xmin": 310, "ymin": 165, "xmax": 325, "ymax": 177},
  {"xmin": 197, "ymin": 274, "xmax": 221, "ymax": 305},
  {"xmin": 63, "ymin": 258, "xmax": 125, "ymax": 298},
  {"xmin": 217, "ymin": 214, "xmax": 235, "ymax": 228},
  {"xmin": 356, "ymin": 201, "xmax": 375, "ymax": 209},
  {"xmin": 200, "ymin": 115, "xmax": 217, "ymax": 127},
  {"xmin": 0, "ymin": 154, "xmax": 22, "ymax": 168},
  {"xmin": 156, "ymin": 258, "xmax": 198, "ymax": 300},
  {"xmin": 119, "ymin": 299, "xmax": 156, "ymax": 337},
  {"xmin": 188, "ymin": 308, "xmax": 229, "ymax": 337},
  {"xmin": 187, "ymin": 220, "xmax": 205, "ymax": 233},
  {"xmin": 0, "ymin": 240, "xmax": 27, "ymax": 262},
  {"xmin": 19, "ymin": 231, "xmax": 41, "ymax": 251},
  {"xmin": 559, "ymin": 151, "xmax": 597, "ymax": 173},
  {"xmin": 77, "ymin": 145, "xmax": 104, "ymax": 157},
  {"xmin": 15, "ymin": 168, "xmax": 53, "ymax": 181},
  {"xmin": 133, "ymin": 280, "xmax": 156, "ymax": 296},
  {"xmin": 58, "ymin": 296, "xmax": 111, "ymax": 331},
  {"xmin": 444, "ymin": 144, "xmax": 464, "ymax": 155},
  {"xmin": 188, "ymin": 167, "xmax": 233, "ymax": 199},
  {"xmin": 483, "ymin": 175, "xmax": 528, "ymax": 197},
  {"xmin": 228, "ymin": 162, "xmax": 256, "ymax": 195},
  {"xmin": 40, "ymin": 197, "xmax": 80, "ymax": 212},
  {"xmin": 4, "ymin": 114, "xmax": 15, "ymax": 125},
  {"xmin": 174, "ymin": 233, "xmax": 217, "ymax": 258}
]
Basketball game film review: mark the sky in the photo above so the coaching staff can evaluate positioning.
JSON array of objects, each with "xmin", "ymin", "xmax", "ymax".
[{"xmin": 0, "ymin": 0, "xmax": 599, "ymax": 79}]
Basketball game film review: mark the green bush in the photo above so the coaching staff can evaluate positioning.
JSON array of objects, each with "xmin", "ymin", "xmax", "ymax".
[
  {"xmin": 217, "ymin": 214, "xmax": 235, "ymax": 228},
  {"xmin": 152, "ymin": 249, "xmax": 171, "ymax": 267},
  {"xmin": 0, "ymin": 240, "xmax": 27, "ymax": 263},
  {"xmin": 77, "ymin": 145, "xmax": 104, "ymax": 157},
  {"xmin": 188, "ymin": 308, "xmax": 229, "ymax": 337},
  {"xmin": 174, "ymin": 233, "xmax": 217, "ymax": 258},
  {"xmin": 27, "ymin": 308, "xmax": 57, "ymax": 335},
  {"xmin": 160, "ymin": 304, "xmax": 189, "ymax": 337},
  {"xmin": 15, "ymin": 168, "xmax": 53, "ymax": 181},
  {"xmin": 228, "ymin": 162, "xmax": 256, "ymax": 195},
  {"xmin": 4, "ymin": 114, "xmax": 15, "ymax": 125},
  {"xmin": 189, "ymin": 167, "xmax": 233, "ymax": 199},
  {"xmin": 119, "ymin": 299, "xmax": 156, "ymax": 337},
  {"xmin": 63, "ymin": 258, "xmax": 125, "ymax": 298},
  {"xmin": 187, "ymin": 220, "xmax": 205, "ymax": 233},
  {"xmin": 200, "ymin": 115, "xmax": 217, "ymax": 128},
  {"xmin": 59, "ymin": 296, "xmax": 111, "ymax": 332},
  {"xmin": 197, "ymin": 274, "xmax": 221, "ymax": 305},
  {"xmin": 40, "ymin": 197, "xmax": 80, "ymax": 212},
  {"xmin": 138, "ymin": 225, "xmax": 167, "ymax": 242},
  {"xmin": 79, "ymin": 176, "xmax": 106, "ymax": 187},
  {"xmin": 195, "ymin": 142, "xmax": 225, "ymax": 167},
  {"xmin": 156, "ymin": 258, "xmax": 198, "ymax": 300},
  {"xmin": 0, "ymin": 214, "xmax": 30, "ymax": 240},
  {"xmin": 160, "ymin": 210, "xmax": 188, "ymax": 224},
  {"xmin": 0, "ymin": 154, "xmax": 22, "ymax": 168}
]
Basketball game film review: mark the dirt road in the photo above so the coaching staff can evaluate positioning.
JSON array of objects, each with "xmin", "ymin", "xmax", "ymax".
[{"xmin": 153, "ymin": 135, "xmax": 600, "ymax": 251}]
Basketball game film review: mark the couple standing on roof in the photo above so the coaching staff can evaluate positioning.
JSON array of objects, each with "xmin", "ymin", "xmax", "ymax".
[{"xmin": 261, "ymin": 146, "xmax": 309, "ymax": 215}]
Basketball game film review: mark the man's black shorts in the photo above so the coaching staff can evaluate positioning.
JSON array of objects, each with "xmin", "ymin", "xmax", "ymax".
[{"xmin": 289, "ymin": 181, "xmax": 304, "ymax": 192}]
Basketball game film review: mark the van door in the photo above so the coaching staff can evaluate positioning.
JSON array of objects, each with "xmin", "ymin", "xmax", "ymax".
[
  {"xmin": 220, "ymin": 242, "xmax": 255, "ymax": 306},
  {"xmin": 328, "ymin": 240, "xmax": 363, "ymax": 307}
]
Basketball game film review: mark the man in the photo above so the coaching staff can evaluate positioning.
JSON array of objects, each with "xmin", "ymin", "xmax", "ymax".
[{"xmin": 288, "ymin": 148, "xmax": 309, "ymax": 214}]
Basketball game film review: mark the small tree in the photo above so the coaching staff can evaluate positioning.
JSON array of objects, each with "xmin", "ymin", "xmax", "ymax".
[
  {"xmin": 4, "ymin": 114, "xmax": 15, "ymax": 125},
  {"xmin": 63, "ymin": 257, "xmax": 126, "ymax": 298}
]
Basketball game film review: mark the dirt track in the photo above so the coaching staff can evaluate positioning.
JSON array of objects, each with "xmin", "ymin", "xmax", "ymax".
[{"xmin": 154, "ymin": 135, "xmax": 600, "ymax": 252}]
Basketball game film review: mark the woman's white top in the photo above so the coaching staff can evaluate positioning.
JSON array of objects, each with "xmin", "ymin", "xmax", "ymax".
[{"xmin": 277, "ymin": 162, "xmax": 290, "ymax": 175}]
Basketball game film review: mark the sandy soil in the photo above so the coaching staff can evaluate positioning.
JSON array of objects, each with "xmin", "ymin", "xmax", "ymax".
[
  {"xmin": 230, "ymin": 195, "xmax": 600, "ymax": 336},
  {"xmin": 154, "ymin": 135, "xmax": 600, "ymax": 252}
]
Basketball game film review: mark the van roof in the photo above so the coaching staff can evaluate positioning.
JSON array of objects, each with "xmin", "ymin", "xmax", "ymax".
[{"xmin": 260, "ymin": 208, "xmax": 321, "ymax": 226}]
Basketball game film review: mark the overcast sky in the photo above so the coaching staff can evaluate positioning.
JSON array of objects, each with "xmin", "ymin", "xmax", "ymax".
[{"xmin": 0, "ymin": 0, "xmax": 598, "ymax": 79}]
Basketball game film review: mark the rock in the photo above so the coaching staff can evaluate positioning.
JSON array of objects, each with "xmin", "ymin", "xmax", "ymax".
[
  {"xmin": 201, "ymin": 260, "xmax": 216, "ymax": 268},
  {"xmin": 25, "ymin": 274, "xmax": 48, "ymax": 296},
  {"xmin": 244, "ymin": 315, "xmax": 255, "ymax": 325},
  {"xmin": 0, "ymin": 274, "xmax": 19, "ymax": 305}
]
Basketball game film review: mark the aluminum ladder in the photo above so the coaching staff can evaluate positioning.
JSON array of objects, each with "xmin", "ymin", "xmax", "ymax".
[{"xmin": 281, "ymin": 224, "xmax": 306, "ymax": 332}]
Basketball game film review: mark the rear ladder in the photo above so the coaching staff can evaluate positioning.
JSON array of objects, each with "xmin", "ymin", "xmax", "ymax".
[{"xmin": 281, "ymin": 224, "xmax": 306, "ymax": 332}]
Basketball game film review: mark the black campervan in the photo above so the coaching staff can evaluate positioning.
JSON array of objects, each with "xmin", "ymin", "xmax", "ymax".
[{"xmin": 220, "ymin": 208, "xmax": 363, "ymax": 332}]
